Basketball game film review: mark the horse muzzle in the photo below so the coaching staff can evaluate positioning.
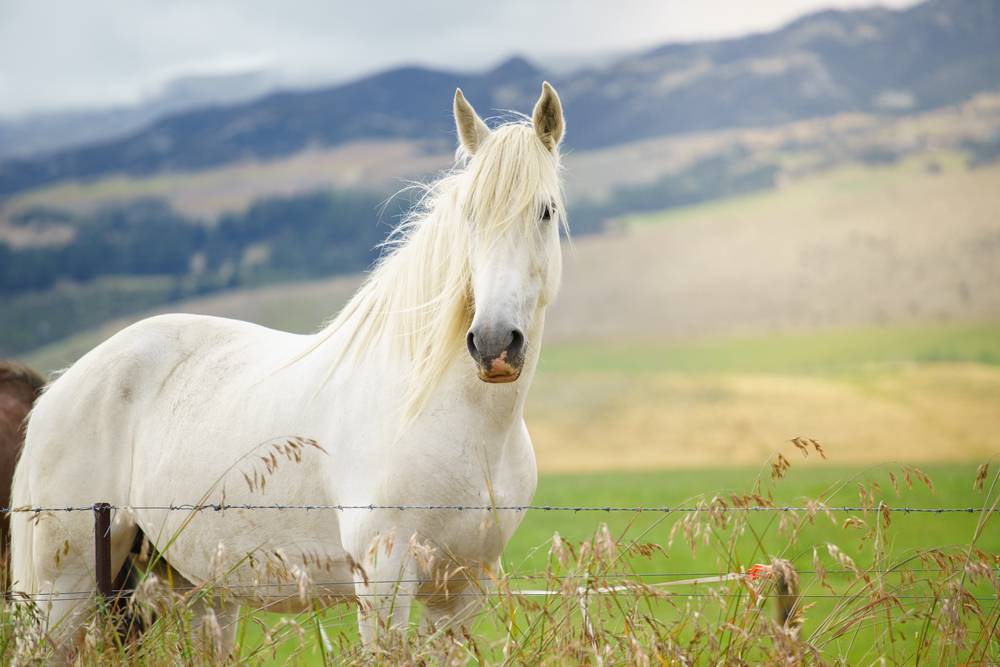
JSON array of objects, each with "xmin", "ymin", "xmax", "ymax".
[{"xmin": 467, "ymin": 326, "xmax": 525, "ymax": 383}]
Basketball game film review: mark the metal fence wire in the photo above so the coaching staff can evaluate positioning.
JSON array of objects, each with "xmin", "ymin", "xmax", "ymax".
[
  {"xmin": 3, "ymin": 500, "xmax": 997, "ymax": 609},
  {"xmin": 3, "ymin": 502, "xmax": 996, "ymax": 513}
]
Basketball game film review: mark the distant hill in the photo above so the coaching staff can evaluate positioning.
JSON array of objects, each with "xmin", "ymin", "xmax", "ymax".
[
  {"xmin": 23, "ymin": 156, "xmax": 1000, "ymax": 371},
  {"xmin": 1, "ymin": 0, "xmax": 998, "ymax": 197},
  {"xmin": 0, "ymin": 70, "xmax": 279, "ymax": 161}
]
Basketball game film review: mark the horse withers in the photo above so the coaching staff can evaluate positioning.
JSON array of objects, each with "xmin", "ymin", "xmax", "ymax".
[{"xmin": 11, "ymin": 82, "xmax": 567, "ymax": 660}]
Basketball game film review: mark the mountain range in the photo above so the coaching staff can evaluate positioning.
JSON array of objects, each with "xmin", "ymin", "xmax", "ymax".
[
  {"xmin": 1, "ymin": 0, "xmax": 998, "ymax": 198},
  {"xmin": 0, "ymin": 70, "xmax": 278, "ymax": 161}
]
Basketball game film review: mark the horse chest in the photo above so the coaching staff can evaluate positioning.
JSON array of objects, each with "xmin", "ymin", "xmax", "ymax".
[{"xmin": 364, "ymin": 436, "xmax": 535, "ymax": 563}]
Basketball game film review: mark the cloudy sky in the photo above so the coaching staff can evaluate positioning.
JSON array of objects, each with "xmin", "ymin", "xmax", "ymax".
[{"xmin": 0, "ymin": 0, "xmax": 920, "ymax": 118}]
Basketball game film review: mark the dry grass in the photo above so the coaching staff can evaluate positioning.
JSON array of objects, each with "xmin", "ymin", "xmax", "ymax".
[
  {"xmin": 528, "ymin": 363, "xmax": 1000, "ymax": 471},
  {"xmin": 2, "ymin": 457, "xmax": 997, "ymax": 665}
]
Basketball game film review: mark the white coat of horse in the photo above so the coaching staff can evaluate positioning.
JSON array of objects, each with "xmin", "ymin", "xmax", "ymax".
[{"xmin": 11, "ymin": 82, "xmax": 566, "ymax": 658}]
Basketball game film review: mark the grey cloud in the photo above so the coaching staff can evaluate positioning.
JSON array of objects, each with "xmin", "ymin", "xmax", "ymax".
[{"xmin": 0, "ymin": 0, "xmax": 918, "ymax": 118}]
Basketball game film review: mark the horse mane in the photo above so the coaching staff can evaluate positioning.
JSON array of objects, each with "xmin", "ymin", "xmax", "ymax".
[
  {"xmin": 0, "ymin": 360, "xmax": 46, "ymax": 397},
  {"xmin": 302, "ymin": 121, "xmax": 565, "ymax": 420}
]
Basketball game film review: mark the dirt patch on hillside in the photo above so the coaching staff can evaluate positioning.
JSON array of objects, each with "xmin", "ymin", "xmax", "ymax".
[
  {"xmin": 527, "ymin": 363, "xmax": 1000, "ymax": 471},
  {"xmin": 25, "ymin": 158, "xmax": 1000, "ymax": 372},
  {"xmin": 547, "ymin": 160, "xmax": 1000, "ymax": 342}
]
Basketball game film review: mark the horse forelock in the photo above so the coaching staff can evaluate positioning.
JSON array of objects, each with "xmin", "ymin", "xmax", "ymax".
[
  {"xmin": 461, "ymin": 123, "xmax": 565, "ymax": 236},
  {"xmin": 300, "ymin": 121, "xmax": 564, "ymax": 421}
]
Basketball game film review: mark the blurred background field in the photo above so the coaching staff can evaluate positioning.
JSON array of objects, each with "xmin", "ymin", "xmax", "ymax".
[{"xmin": 16, "ymin": 154, "xmax": 1000, "ymax": 472}]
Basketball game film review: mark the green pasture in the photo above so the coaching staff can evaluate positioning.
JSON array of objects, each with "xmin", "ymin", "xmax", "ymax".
[
  {"xmin": 537, "ymin": 321, "xmax": 1000, "ymax": 376},
  {"xmin": 241, "ymin": 462, "xmax": 999, "ymax": 664},
  {"xmin": 24, "ymin": 315, "xmax": 1000, "ymax": 380}
]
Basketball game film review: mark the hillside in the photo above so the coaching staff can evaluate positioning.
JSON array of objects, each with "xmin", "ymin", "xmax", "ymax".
[
  {"xmin": 1, "ymin": 0, "xmax": 998, "ymax": 197},
  {"xmin": 550, "ymin": 155, "xmax": 1000, "ymax": 340},
  {"xmin": 10, "ymin": 98, "xmax": 997, "ymax": 355},
  {"xmin": 4, "ymin": 95, "xmax": 997, "ymax": 231},
  {"xmin": 23, "ymin": 155, "xmax": 1000, "ymax": 372},
  {"xmin": 20, "ymin": 157, "xmax": 1000, "ymax": 470},
  {"xmin": 0, "ymin": 70, "xmax": 278, "ymax": 161}
]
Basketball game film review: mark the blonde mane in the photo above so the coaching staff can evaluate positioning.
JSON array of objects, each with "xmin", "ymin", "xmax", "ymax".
[{"xmin": 304, "ymin": 121, "xmax": 565, "ymax": 420}]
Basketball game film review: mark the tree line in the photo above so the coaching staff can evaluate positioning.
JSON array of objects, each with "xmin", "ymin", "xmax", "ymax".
[
  {"xmin": 0, "ymin": 190, "xmax": 405, "ymax": 296},
  {"xmin": 2, "ymin": 150, "xmax": 783, "ymax": 298}
]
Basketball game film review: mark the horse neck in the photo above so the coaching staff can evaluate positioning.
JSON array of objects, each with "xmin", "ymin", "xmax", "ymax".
[
  {"xmin": 353, "ymin": 300, "xmax": 544, "ymax": 429},
  {"xmin": 450, "ymin": 307, "xmax": 546, "ymax": 422}
]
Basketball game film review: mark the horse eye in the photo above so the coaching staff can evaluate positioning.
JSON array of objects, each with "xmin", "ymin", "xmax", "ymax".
[{"xmin": 541, "ymin": 204, "xmax": 553, "ymax": 221}]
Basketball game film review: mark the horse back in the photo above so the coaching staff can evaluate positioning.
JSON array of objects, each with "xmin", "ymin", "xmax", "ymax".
[{"xmin": 18, "ymin": 313, "xmax": 299, "ymax": 501}]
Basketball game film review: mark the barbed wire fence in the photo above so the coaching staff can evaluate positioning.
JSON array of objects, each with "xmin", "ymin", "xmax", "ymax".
[
  {"xmin": 3, "ymin": 501, "xmax": 997, "ymax": 608},
  {"xmin": 5, "ymin": 502, "xmax": 996, "ymax": 513}
]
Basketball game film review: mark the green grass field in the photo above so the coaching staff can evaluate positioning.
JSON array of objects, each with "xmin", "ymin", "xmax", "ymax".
[
  {"xmin": 537, "ymin": 321, "xmax": 1000, "ymax": 375},
  {"xmin": 240, "ymin": 462, "xmax": 998, "ymax": 664}
]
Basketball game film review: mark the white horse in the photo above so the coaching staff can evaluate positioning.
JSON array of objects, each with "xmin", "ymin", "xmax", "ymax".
[{"xmin": 11, "ymin": 82, "xmax": 566, "ymax": 659}]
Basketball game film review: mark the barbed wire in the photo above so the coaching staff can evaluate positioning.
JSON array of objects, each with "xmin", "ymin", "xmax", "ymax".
[
  {"xmin": 3, "ymin": 502, "xmax": 995, "ymax": 514},
  {"xmin": 6, "ymin": 567, "xmax": 975, "ymax": 601},
  {"xmin": 6, "ymin": 503, "xmax": 994, "ymax": 606},
  {"xmin": 8, "ymin": 589, "xmax": 998, "ymax": 604}
]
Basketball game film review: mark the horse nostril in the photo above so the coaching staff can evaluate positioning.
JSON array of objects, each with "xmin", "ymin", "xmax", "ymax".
[
  {"xmin": 509, "ymin": 329, "xmax": 525, "ymax": 357},
  {"xmin": 466, "ymin": 331, "xmax": 479, "ymax": 359}
]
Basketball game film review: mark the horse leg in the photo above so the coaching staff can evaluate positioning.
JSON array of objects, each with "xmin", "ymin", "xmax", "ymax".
[
  {"xmin": 190, "ymin": 595, "xmax": 240, "ymax": 662},
  {"xmin": 109, "ymin": 529, "xmax": 150, "ymax": 642},
  {"xmin": 140, "ymin": 559, "xmax": 240, "ymax": 661},
  {"xmin": 32, "ymin": 576, "xmax": 91, "ymax": 664},
  {"xmin": 19, "ymin": 515, "xmax": 138, "ymax": 663},
  {"xmin": 421, "ymin": 585, "xmax": 486, "ymax": 636},
  {"xmin": 419, "ymin": 562, "xmax": 490, "ymax": 655},
  {"xmin": 353, "ymin": 544, "xmax": 418, "ymax": 650}
]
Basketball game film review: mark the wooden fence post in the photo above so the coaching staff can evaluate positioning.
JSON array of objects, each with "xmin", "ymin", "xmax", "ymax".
[{"xmin": 93, "ymin": 502, "xmax": 112, "ymax": 604}]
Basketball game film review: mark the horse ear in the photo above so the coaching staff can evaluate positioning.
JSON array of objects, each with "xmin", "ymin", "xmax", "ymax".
[
  {"xmin": 454, "ymin": 88, "xmax": 491, "ymax": 155},
  {"xmin": 532, "ymin": 81, "xmax": 564, "ymax": 151}
]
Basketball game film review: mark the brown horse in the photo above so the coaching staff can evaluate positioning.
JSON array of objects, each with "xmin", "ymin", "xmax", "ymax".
[{"xmin": 0, "ymin": 360, "xmax": 45, "ymax": 557}]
